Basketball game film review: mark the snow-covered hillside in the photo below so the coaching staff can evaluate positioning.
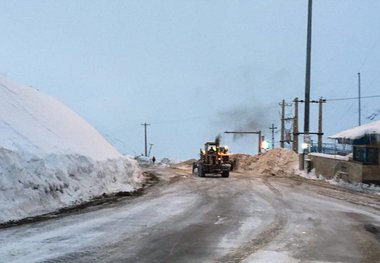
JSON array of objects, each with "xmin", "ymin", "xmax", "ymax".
[{"xmin": 0, "ymin": 77, "xmax": 142, "ymax": 224}]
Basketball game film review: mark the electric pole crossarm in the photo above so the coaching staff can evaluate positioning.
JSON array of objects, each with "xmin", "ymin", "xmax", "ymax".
[
  {"xmin": 295, "ymin": 132, "xmax": 323, "ymax": 135},
  {"xmin": 224, "ymin": 131, "xmax": 262, "ymax": 154},
  {"xmin": 224, "ymin": 131, "xmax": 260, "ymax": 134}
]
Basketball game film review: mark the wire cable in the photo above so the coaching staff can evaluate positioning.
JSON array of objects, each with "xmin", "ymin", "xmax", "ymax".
[{"xmin": 326, "ymin": 94, "xmax": 380, "ymax": 102}]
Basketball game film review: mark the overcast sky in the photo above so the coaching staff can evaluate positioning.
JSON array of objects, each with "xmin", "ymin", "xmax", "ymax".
[{"xmin": 0, "ymin": 0, "xmax": 379, "ymax": 160}]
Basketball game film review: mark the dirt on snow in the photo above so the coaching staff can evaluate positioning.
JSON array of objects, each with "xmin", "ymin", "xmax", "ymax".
[{"xmin": 231, "ymin": 148, "xmax": 299, "ymax": 177}]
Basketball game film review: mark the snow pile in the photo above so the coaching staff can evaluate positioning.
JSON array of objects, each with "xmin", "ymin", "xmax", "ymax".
[
  {"xmin": 0, "ymin": 77, "xmax": 142, "ymax": 224},
  {"xmin": 177, "ymin": 159, "xmax": 197, "ymax": 166},
  {"xmin": 330, "ymin": 120, "xmax": 380, "ymax": 140},
  {"xmin": 230, "ymin": 148, "xmax": 380, "ymax": 194},
  {"xmin": 158, "ymin": 157, "xmax": 178, "ymax": 167},
  {"xmin": 230, "ymin": 154, "xmax": 260, "ymax": 171},
  {"xmin": 309, "ymin": 152, "xmax": 350, "ymax": 161},
  {"xmin": 0, "ymin": 78, "xmax": 121, "ymax": 160},
  {"xmin": 232, "ymin": 148, "xmax": 299, "ymax": 176},
  {"xmin": 298, "ymin": 169, "xmax": 380, "ymax": 195},
  {"xmin": 134, "ymin": 155, "xmax": 152, "ymax": 165},
  {"xmin": 134, "ymin": 156, "xmax": 178, "ymax": 167}
]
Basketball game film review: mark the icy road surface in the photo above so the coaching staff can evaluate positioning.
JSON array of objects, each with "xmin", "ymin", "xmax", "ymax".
[{"xmin": 1, "ymin": 166, "xmax": 379, "ymax": 263}]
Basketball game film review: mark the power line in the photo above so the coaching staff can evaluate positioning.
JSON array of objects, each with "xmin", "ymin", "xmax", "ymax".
[
  {"xmin": 321, "ymin": 94, "xmax": 380, "ymax": 126},
  {"xmin": 326, "ymin": 94, "xmax": 380, "ymax": 102},
  {"xmin": 358, "ymin": 30, "xmax": 380, "ymax": 71},
  {"xmin": 341, "ymin": 30, "xmax": 380, "ymax": 99}
]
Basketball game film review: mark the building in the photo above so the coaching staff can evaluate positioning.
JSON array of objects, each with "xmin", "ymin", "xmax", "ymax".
[{"xmin": 308, "ymin": 120, "xmax": 380, "ymax": 184}]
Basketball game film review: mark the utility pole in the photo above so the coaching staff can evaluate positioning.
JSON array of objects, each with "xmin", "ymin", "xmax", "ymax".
[
  {"xmin": 280, "ymin": 100, "xmax": 285, "ymax": 148},
  {"xmin": 279, "ymin": 100, "xmax": 294, "ymax": 147},
  {"xmin": 304, "ymin": 0, "xmax": 313, "ymax": 138},
  {"xmin": 224, "ymin": 131, "xmax": 262, "ymax": 154},
  {"xmin": 148, "ymin": 143, "xmax": 154, "ymax": 157},
  {"xmin": 318, "ymin": 97, "xmax": 323, "ymax": 152},
  {"xmin": 293, "ymin": 97, "xmax": 299, "ymax": 153},
  {"xmin": 141, "ymin": 123, "xmax": 150, "ymax": 157},
  {"xmin": 358, "ymin": 72, "xmax": 361, "ymax": 126},
  {"xmin": 258, "ymin": 131, "xmax": 262, "ymax": 154},
  {"xmin": 269, "ymin": 124, "xmax": 277, "ymax": 149}
]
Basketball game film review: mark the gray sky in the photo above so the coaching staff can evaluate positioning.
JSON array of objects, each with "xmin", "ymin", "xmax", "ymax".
[{"xmin": 1, "ymin": 0, "xmax": 379, "ymax": 160}]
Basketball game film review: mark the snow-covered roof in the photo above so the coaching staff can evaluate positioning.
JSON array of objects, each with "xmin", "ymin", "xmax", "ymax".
[{"xmin": 329, "ymin": 120, "xmax": 380, "ymax": 141}]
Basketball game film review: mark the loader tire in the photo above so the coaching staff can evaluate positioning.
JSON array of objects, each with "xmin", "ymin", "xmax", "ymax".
[
  {"xmin": 198, "ymin": 166, "xmax": 205, "ymax": 177},
  {"xmin": 192, "ymin": 163, "xmax": 197, "ymax": 174},
  {"xmin": 222, "ymin": 171, "xmax": 229, "ymax": 178}
]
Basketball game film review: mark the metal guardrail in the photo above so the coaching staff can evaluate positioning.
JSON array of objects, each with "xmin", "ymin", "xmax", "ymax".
[{"xmin": 310, "ymin": 143, "xmax": 352, "ymax": 156}]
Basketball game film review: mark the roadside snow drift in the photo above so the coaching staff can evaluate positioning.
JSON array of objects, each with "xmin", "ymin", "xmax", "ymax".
[{"xmin": 0, "ymin": 77, "xmax": 142, "ymax": 223}]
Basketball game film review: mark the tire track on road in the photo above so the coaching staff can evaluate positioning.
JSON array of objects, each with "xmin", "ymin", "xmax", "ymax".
[{"xmin": 218, "ymin": 178, "xmax": 288, "ymax": 263}]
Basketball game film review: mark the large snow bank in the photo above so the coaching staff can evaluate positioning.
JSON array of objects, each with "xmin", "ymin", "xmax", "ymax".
[
  {"xmin": 330, "ymin": 120, "xmax": 380, "ymax": 140},
  {"xmin": 0, "ymin": 77, "xmax": 120, "ymax": 160},
  {"xmin": 0, "ymin": 77, "xmax": 142, "ymax": 223}
]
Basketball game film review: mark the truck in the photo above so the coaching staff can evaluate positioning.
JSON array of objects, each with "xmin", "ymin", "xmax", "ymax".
[{"xmin": 192, "ymin": 139, "xmax": 232, "ymax": 178}]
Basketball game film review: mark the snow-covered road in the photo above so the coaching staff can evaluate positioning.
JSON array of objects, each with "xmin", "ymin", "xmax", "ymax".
[{"xmin": 1, "ymin": 166, "xmax": 379, "ymax": 263}]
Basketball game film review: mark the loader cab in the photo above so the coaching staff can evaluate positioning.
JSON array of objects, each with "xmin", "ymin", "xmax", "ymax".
[
  {"xmin": 204, "ymin": 142, "xmax": 218, "ymax": 153},
  {"xmin": 204, "ymin": 142, "xmax": 218, "ymax": 164}
]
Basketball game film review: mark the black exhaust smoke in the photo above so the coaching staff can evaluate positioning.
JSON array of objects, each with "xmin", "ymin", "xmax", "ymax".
[{"xmin": 216, "ymin": 104, "xmax": 273, "ymax": 141}]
